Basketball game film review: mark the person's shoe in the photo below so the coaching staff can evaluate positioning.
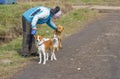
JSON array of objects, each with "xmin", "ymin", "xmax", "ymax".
[{"xmin": 21, "ymin": 53, "xmax": 30, "ymax": 57}]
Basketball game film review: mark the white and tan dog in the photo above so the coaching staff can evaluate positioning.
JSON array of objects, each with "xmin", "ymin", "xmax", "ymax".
[
  {"xmin": 55, "ymin": 25, "xmax": 64, "ymax": 49},
  {"xmin": 50, "ymin": 25, "xmax": 64, "ymax": 52},
  {"xmin": 51, "ymin": 34, "xmax": 59, "ymax": 52},
  {"xmin": 34, "ymin": 35, "xmax": 57, "ymax": 64}
]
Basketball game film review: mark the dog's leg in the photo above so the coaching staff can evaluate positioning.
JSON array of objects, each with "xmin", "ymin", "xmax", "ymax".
[
  {"xmin": 59, "ymin": 38, "xmax": 62, "ymax": 48},
  {"xmin": 46, "ymin": 52, "xmax": 49, "ymax": 61},
  {"xmin": 58, "ymin": 37, "xmax": 62, "ymax": 49},
  {"xmin": 51, "ymin": 53, "xmax": 54, "ymax": 61},
  {"xmin": 53, "ymin": 53, "xmax": 57, "ymax": 60},
  {"xmin": 56, "ymin": 47, "xmax": 59, "ymax": 52},
  {"xmin": 51, "ymin": 50, "xmax": 54, "ymax": 61},
  {"xmin": 52, "ymin": 49, "xmax": 57, "ymax": 60},
  {"xmin": 38, "ymin": 51, "xmax": 42, "ymax": 64},
  {"xmin": 43, "ymin": 50, "xmax": 46, "ymax": 64}
]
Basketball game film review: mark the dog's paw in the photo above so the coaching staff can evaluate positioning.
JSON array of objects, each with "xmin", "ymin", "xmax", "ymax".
[
  {"xmin": 51, "ymin": 58, "xmax": 53, "ymax": 61},
  {"xmin": 43, "ymin": 62, "xmax": 46, "ymax": 65},
  {"xmin": 38, "ymin": 62, "xmax": 41, "ymax": 64},
  {"xmin": 54, "ymin": 57, "xmax": 57, "ymax": 61},
  {"xmin": 51, "ymin": 56, "xmax": 54, "ymax": 61}
]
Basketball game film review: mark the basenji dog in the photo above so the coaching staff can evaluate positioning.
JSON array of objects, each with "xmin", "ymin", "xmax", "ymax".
[
  {"xmin": 34, "ymin": 35, "xmax": 57, "ymax": 64},
  {"xmin": 55, "ymin": 25, "xmax": 64, "ymax": 49},
  {"xmin": 51, "ymin": 34, "xmax": 59, "ymax": 52}
]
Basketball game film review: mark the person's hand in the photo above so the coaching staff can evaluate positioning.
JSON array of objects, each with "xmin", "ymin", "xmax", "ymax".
[{"xmin": 31, "ymin": 29, "xmax": 37, "ymax": 35}]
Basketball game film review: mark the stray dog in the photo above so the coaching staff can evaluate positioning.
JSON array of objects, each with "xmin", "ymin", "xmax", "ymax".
[
  {"xmin": 55, "ymin": 25, "xmax": 64, "ymax": 49},
  {"xmin": 34, "ymin": 35, "xmax": 57, "ymax": 64}
]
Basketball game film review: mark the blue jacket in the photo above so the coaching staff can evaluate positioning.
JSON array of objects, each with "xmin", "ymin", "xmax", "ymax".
[{"xmin": 22, "ymin": 6, "xmax": 57, "ymax": 30}]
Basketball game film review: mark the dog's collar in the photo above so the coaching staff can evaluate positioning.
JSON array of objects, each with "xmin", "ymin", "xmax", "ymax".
[
  {"xmin": 38, "ymin": 39, "xmax": 47, "ymax": 46},
  {"xmin": 56, "ymin": 31, "xmax": 61, "ymax": 34},
  {"xmin": 56, "ymin": 30, "xmax": 62, "ymax": 34},
  {"xmin": 38, "ymin": 42, "xmax": 44, "ymax": 46}
]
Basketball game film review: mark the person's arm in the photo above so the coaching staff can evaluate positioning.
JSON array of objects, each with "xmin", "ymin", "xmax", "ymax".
[{"xmin": 46, "ymin": 19, "xmax": 57, "ymax": 30}]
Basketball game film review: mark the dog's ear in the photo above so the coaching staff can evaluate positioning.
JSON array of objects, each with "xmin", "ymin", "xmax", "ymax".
[
  {"xmin": 57, "ymin": 25, "xmax": 61, "ymax": 31},
  {"xmin": 60, "ymin": 25, "xmax": 64, "ymax": 30},
  {"xmin": 39, "ymin": 34, "xmax": 44, "ymax": 40}
]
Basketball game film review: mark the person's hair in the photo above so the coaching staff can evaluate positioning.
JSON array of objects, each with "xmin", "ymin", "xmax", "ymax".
[{"xmin": 50, "ymin": 6, "xmax": 60, "ymax": 15}]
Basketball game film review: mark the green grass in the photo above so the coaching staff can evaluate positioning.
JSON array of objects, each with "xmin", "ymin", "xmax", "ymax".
[
  {"xmin": 57, "ymin": 9, "xmax": 100, "ymax": 36},
  {"xmin": 82, "ymin": 0, "xmax": 104, "ymax": 3},
  {"xmin": 0, "ymin": 4, "xmax": 29, "ymax": 33},
  {"xmin": 80, "ymin": 0, "xmax": 117, "ymax": 5}
]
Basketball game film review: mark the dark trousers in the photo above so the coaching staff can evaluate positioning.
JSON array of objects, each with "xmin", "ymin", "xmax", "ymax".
[{"xmin": 21, "ymin": 16, "xmax": 37, "ymax": 56}]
